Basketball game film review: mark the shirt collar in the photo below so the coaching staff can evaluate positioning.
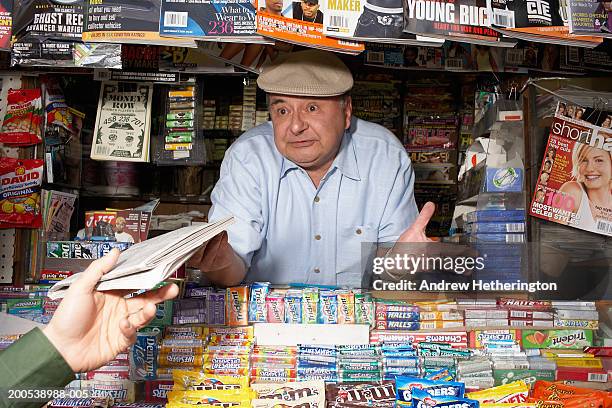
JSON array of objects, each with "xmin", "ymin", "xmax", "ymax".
[{"xmin": 279, "ymin": 129, "xmax": 361, "ymax": 181}]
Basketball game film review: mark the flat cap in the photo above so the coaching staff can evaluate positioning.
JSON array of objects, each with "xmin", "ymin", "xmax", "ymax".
[{"xmin": 257, "ymin": 49, "xmax": 353, "ymax": 97}]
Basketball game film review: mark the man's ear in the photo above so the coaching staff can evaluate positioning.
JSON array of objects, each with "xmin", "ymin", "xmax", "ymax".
[{"xmin": 344, "ymin": 96, "xmax": 352, "ymax": 130}]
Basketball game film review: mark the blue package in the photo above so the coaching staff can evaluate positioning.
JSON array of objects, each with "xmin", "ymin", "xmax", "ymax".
[
  {"xmin": 130, "ymin": 331, "xmax": 160, "ymax": 380},
  {"xmin": 464, "ymin": 222, "xmax": 525, "ymax": 234},
  {"xmin": 384, "ymin": 367, "xmax": 421, "ymax": 377},
  {"xmin": 298, "ymin": 345, "xmax": 338, "ymax": 356},
  {"xmin": 396, "ymin": 376, "xmax": 465, "ymax": 404},
  {"xmin": 486, "ymin": 167, "xmax": 523, "ymax": 192},
  {"xmin": 318, "ymin": 291, "xmax": 338, "ymax": 324},
  {"xmin": 284, "ymin": 291, "xmax": 302, "ymax": 324},
  {"xmin": 465, "ymin": 210, "xmax": 525, "ymax": 223},
  {"xmin": 410, "ymin": 388, "xmax": 478, "ymax": 408},
  {"xmin": 248, "ymin": 282, "xmax": 270, "ymax": 323}
]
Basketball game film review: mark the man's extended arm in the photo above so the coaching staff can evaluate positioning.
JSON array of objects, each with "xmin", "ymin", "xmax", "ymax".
[{"xmin": 186, "ymin": 231, "xmax": 247, "ymax": 286}]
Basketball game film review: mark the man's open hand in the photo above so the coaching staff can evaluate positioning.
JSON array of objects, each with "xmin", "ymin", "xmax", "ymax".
[{"xmin": 43, "ymin": 249, "xmax": 179, "ymax": 373}]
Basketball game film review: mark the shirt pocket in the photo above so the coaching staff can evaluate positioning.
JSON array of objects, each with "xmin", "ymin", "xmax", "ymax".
[{"xmin": 336, "ymin": 225, "xmax": 378, "ymax": 287}]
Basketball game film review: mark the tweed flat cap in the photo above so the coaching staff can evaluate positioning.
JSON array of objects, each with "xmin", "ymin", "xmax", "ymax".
[{"xmin": 257, "ymin": 49, "xmax": 354, "ymax": 97}]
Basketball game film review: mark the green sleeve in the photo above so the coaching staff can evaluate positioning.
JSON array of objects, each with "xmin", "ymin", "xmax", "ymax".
[{"xmin": 0, "ymin": 328, "xmax": 75, "ymax": 408}]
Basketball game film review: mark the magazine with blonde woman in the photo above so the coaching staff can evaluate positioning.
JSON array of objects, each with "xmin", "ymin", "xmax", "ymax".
[{"xmin": 529, "ymin": 102, "xmax": 612, "ymax": 237}]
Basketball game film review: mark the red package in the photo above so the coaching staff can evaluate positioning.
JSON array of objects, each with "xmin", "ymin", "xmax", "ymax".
[
  {"xmin": 0, "ymin": 158, "xmax": 43, "ymax": 228},
  {"xmin": 0, "ymin": 88, "xmax": 43, "ymax": 146}
]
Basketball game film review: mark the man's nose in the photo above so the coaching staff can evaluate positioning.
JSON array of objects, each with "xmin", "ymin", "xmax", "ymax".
[{"xmin": 290, "ymin": 111, "xmax": 307, "ymax": 134}]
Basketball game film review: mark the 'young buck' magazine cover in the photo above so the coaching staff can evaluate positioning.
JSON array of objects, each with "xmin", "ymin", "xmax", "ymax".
[
  {"xmin": 530, "ymin": 102, "xmax": 612, "ymax": 237},
  {"xmin": 401, "ymin": 0, "xmax": 515, "ymax": 46}
]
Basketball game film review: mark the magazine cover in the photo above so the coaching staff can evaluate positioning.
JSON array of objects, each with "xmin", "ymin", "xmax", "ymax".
[
  {"xmin": 256, "ymin": 0, "xmax": 364, "ymax": 54},
  {"xmin": 487, "ymin": 0, "xmax": 604, "ymax": 47},
  {"xmin": 364, "ymin": 43, "xmax": 445, "ymax": 70},
  {"xmin": 401, "ymin": 0, "xmax": 513, "ymax": 45},
  {"xmin": 0, "ymin": 0, "xmax": 12, "ymax": 51},
  {"xmin": 159, "ymin": 46, "xmax": 237, "ymax": 73},
  {"xmin": 321, "ymin": 0, "xmax": 444, "ymax": 44},
  {"xmin": 83, "ymin": 0, "xmax": 196, "ymax": 47},
  {"xmin": 529, "ymin": 102, "xmax": 612, "ymax": 237},
  {"xmin": 11, "ymin": 0, "xmax": 84, "ymax": 65},
  {"xmin": 91, "ymin": 82, "xmax": 153, "ymax": 162},
  {"xmin": 404, "ymin": 114, "xmax": 459, "ymax": 150},
  {"xmin": 159, "ymin": 0, "xmax": 266, "ymax": 42},
  {"xmin": 568, "ymin": 0, "xmax": 612, "ymax": 37},
  {"xmin": 197, "ymin": 40, "xmax": 293, "ymax": 73},
  {"xmin": 563, "ymin": 45, "xmax": 612, "ymax": 72}
]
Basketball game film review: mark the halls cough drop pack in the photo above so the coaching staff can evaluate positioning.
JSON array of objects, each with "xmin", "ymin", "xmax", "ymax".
[{"xmin": 0, "ymin": 158, "xmax": 43, "ymax": 228}]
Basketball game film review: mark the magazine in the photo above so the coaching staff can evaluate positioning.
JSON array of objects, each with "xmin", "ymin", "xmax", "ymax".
[
  {"xmin": 562, "ymin": 45, "xmax": 612, "ymax": 72},
  {"xmin": 159, "ymin": 0, "xmax": 267, "ymax": 43},
  {"xmin": 159, "ymin": 46, "xmax": 237, "ymax": 73},
  {"xmin": 364, "ymin": 42, "xmax": 506, "ymax": 72},
  {"xmin": 487, "ymin": 0, "xmax": 604, "ymax": 47},
  {"xmin": 42, "ymin": 190, "xmax": 77, "ymax": 234},
  {"xmin": 568, "ymin": 0, "xmax": 612, "ymax": 37},
  {"xmin": 11, "ymin": 0, "xmax": 84, "ymax": 66},
  {"xmin": 322, "ymin": 0, "xmax": 444, "ymax": 45},
  {"xmin": 401, "ymin": 0, "xmax": 515, "ymax": 45},
  {"xmin": 90, "ymin": 82, "xmax": 153, "ymax": 162},
  {"xmin": 47, "ymin": 217, "xmax": 235, "ymax": 298},
  {"xmin": 83, "ymin": 0, "xmax": 197, "ymax": 47},
  {"xmin": 197, "ymin": 40, "xmax": 293, "ymax": 73},
  {"xmin": 0, "ymin": 0, "xmax": 12, "ymax": 51},
  {"xmin": 256, "ymin": 0, "xmax": 364, "ymax": 54},
  {"xmin": 529, "ymin": 102, "xmax": 612, "ymax": 237}
]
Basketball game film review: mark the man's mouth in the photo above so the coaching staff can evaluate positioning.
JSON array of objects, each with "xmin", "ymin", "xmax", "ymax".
[{"xmin": 290, "ymin": 140, "xmax": 316, "ymax": 147}]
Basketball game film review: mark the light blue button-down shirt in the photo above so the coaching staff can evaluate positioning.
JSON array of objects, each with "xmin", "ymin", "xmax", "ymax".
[{"xmin": 208, "ymin": 117, "xmax": 419, "ymax": 286}]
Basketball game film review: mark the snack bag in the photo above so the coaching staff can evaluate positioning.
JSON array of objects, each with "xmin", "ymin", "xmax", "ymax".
[
  {"xmin": 0, "ymin": 88, "xmax": 43, "ymax": 145},
  {"xmin": 532, "ymin": 382, "xmax": 611, "ymax": 408},
  {"xmin": 172, "ymin": 370, "xmax": 249, "ymax": 391},
  {"xmin": 166, "ymin": 389, "xmax": 252, "ymax": 406},
  {"xmin": 0, "ymin": 158, "xmax": 43, "ymax": 228},
  {"xmin": 467, "ymin": 381, "xmax": 529, "ymax": 404}
]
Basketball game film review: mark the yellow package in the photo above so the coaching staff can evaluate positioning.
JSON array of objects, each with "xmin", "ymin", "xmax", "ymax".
[
  {"xmin": 467, "ymin": 381, "xmax": 529, "ymax": 404},
  {"xmin": 172, "ymin": 370, "xmax": 250, "ymax": 391},
  {"xmin": 167, "ymin": 403, "xmax": 250, "ymax": 408},
  {"xmin": 167, "ymin": 389, "xmax": 253, "ymax": 406},
  {"xmin": 481, "ymin": 404, "xmax": 536, "ymax": 408}
]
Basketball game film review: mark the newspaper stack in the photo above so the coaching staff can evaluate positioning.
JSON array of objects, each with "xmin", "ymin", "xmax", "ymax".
[{"xmin": 47, "ymin": 216, "xmax": 234, "ymax": 299}]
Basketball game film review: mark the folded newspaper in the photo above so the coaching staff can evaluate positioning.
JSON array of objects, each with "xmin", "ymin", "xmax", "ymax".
[{"xmin": 47, "ymin": 216, "xmax": 234, "ymax": 299}]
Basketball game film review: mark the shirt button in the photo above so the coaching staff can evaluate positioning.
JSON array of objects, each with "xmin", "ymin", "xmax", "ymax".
[
  {"xmin": 356, "ymin": 228, "xmax": 362, "ymax": 235},
  {"xmin": 314, "ymin": 196, "xmax": 320, "ymax": 203},
  {"xmin": 314, "ymin": 268, "xmax": 321, "ymax": 273},
  {"xmin": 314, "ymin": 234, "xmax": 321, "ymax": 240}
]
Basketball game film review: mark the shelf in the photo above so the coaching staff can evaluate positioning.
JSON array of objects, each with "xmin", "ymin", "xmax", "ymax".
[{"xmin": 79, "ymin": 193, "xmax": 212, "ymax": 205}]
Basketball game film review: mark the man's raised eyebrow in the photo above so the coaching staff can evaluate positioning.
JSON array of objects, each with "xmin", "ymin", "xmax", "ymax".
[{"xmin": 269, "ymin": 98, "xmax": 287, "ymax": 106}]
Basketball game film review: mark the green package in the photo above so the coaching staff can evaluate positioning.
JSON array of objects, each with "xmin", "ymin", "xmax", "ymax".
[
  {"xmin": 7, "ymin": 298, "xmax": 43, "ymax": 313},
  {"xmin": 166, "ymin": 111, "xmax": 194, "ymax": 120},
  {"xmin": 522, "ymin": 329, "xmax": 593, "ymax": 349},
  {"xmin": 493, "ymin": 369, "xmax": 556, "ymax": 388}
]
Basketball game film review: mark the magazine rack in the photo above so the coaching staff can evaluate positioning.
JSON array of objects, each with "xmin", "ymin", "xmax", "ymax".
[{"xmin": 523, "ymin": 78, "xmax": 612, "ymax": 301}]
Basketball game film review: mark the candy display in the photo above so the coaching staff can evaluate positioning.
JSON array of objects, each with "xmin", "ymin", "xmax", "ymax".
[{"xmin": 1, "ymin": 280, "xmax": 610, "ymax": 407}]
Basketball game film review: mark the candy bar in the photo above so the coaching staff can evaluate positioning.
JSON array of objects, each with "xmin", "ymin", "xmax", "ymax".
[
  {"xmin": 325, "ymin": 382, "xmax": 396, "ymax": 405},
  {"xmin": 319, "ymin": 291, "xmax": 338, "ymax": 324},
  {"xmin": 375, "ymin": 321, "xmax": 420, "ymax": 330},
  {"xmin": 410, "ymin": 388, "xmax": 478, "ymax": 408}
]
